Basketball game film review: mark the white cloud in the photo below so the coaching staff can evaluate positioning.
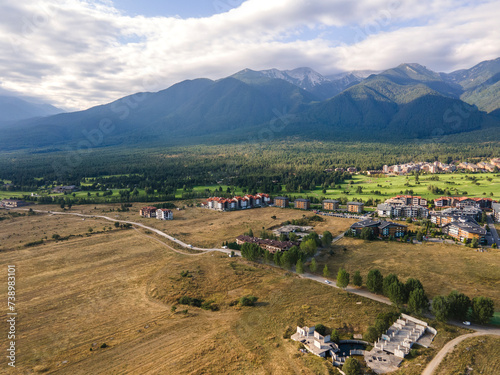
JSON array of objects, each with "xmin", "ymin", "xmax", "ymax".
[{"xmin": 0, "ymin": 0, "xmax": 499, "ymax": 110}]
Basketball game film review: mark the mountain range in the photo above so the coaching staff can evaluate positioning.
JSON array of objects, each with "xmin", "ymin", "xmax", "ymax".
[
  {"xmin": 2, "ymin": 58, "xmax": 500, "ymax": 151},
  {"xmin": 0, "ymin": 94, "xmax": 64, "ymax": 124}
]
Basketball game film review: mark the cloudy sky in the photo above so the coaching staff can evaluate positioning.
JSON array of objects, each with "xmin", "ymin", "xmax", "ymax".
[{"xmin": 1, "ymin": 0, "xmax": 499, "ymax": 111}]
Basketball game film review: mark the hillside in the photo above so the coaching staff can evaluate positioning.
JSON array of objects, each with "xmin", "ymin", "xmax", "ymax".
[{"xmin": 443, "ymin": 57, "xmax": 500, "ymax": 113}]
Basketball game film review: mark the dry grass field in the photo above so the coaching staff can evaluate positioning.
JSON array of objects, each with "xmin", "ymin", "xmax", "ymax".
[
  {"xmin": 26, "ymin": 204, "xmax": 357, "ymax": 248},
  {"xmin": 0, "ymin": 208, "xmax": 489, "ymax": 374},
  {"xmin": 434, "ymin": 335, "xmax": 500, "ymax": 375},
  {"xmin": 0, "ymin": 213, "xmax": 388, "ymax": 375},
  {"xmin": 317, "ymin": 237, "xmax": 500, "ymax": 308},
  {"xmin": 0, "ymin": 210, "xmax": 116, "ymax": 251}
]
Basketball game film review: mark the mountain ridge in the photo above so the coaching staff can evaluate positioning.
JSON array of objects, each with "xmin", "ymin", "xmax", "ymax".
[{"xmin": 1, "ymin": 58, "xmax": 500, "ymax": 151}]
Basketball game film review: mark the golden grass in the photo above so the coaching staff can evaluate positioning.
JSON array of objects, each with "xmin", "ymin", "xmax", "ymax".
[
  {"xmin": 28, "ymin": 203, "xmax": 356, "ymax": 248},
  {"xmin": 0, "ymin": 209, "xmax": 479, "ymax": 374},
  {"xmin": 0, "ymin": 210, "xmax": 115, "ymax": 251},
  {"xmin": 317, "ymin": 237, "xmax": 500, "ymax": 308},
  {"xmin": 0, "ymin": 213, "xmax": 387, "ymax": 374},
  {"xmin": 435, "ymin": 335, "xmax": 500, "ymax": 375}
]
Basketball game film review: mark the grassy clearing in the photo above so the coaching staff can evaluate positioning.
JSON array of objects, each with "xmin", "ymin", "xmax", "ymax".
[
  {"xmin": 316, "ymin": 237, "xmax": 500, "ymax": 310},
  {"xmin": 434, "ymin": 335, "xmax": 500, "ymax": 375}
]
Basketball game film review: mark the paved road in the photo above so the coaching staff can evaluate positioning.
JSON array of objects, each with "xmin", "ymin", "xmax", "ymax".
[
  {"xmin": 422, "ymin": 325, "xmax": 500, "ymax": 375},
  {"xmin": 301, "ymin": 272, "xmax": 392, "ymax": 306},
  {"xmin": 487, "ymin": 214, "xmax": 499, "ymax": 246},
  {"xmin": 28, "ymin": 209, "xmax": 238, "ymax": 255}
]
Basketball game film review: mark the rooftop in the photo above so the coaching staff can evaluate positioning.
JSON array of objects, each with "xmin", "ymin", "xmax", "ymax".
[{"xmin": 348, "ymin": 201, "xmax": 364, "ymax": 206}]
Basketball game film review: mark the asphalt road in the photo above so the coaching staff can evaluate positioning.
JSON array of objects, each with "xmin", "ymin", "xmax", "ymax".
[{"xmin": 487, "ymin": 213, "xmax": 499, "ymax": 246}]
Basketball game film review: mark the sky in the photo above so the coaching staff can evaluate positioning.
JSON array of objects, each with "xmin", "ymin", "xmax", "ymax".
[{"xmin": 1, "ymin": 0, "xmax": 499, "ymax": 111}]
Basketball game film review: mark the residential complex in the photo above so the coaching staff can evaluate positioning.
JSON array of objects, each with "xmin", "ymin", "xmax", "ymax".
[
  {"xmin": 434, "ymin": 196, "xmax": 493, "ymax": 209},
  {"xmin": 373, "ymin": 314, "xmax": 436, "ymax": 358},
  {"xmin": 322, "ymin": 199, "xmax": 340, "ymax": 210},
  {"xmin": 347, "ymin": 201, "xmax": 364, "ymax": 213},
  {"xmin": 273, "ymin": 196, "xmax": 289, "ymax": 208},
  {"xmin": 140, "ymin": 206, "xmax": 158, "ymax": 218},
  {"xmin": 383, "ymin": 161, "xmax": 455, "ymax": 174},
  {"xmin": 294, "ymin": 198, "xmax": 310, "ymax": 210},
  {"xmin": 0, "ymin": 199, "xmax": 28, "ymax": 208},
  {"xmin": 377, "ymin": 195, "xmax": 429, "ymax": 219},
  {"xmin": 350, "ymin": 219, "xmax": 407, "ymax": 238},
  {"xmin": 156, "ymin": 208, "xmax": 173, "ymax": 220},
  {"xmin": 377, "ymin": 204, "xmax": 429, "ymax": 219},
  {"xmin": 493, "ymin": 202, "xmax": 500, "ymax": 222},
  {"xmin": 442, "ymin": 218, "xmax": 486, "ymax": 242},
  {"xmin": 430, "ymin": 207, "xmax": 482, "ymax": 226},
  {"xmin": 205, "ymin": 193, "xmax": 271, "ymax": 211},
  {"xmin": 381, "ymin": 158, "xmax": 500, "ymax": 175},
  {"xmin": 386, "ymin": 195, "xmax": 427, "ymax": 207}
]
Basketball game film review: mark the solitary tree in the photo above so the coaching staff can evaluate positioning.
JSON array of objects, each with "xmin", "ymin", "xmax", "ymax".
[
  {"xmin": 388, "ymin": 281, "xmax": 406, "ymax": 307},
  {"xmin": 363, "ymin": 326, "xmax": 379, "ymax": 343},
  {"xmin": 360, "ymin": 227, "xmax": 375, "ymax": 240},
  {"xmin": 383, "ymin": 274, "xmax": 399, "ymax": 297},
  {"xmin": 309, "ymin": 258, "xmax": 317, "ymax": 273},
  {"xmin": 432, "ymin": 295, "xmax": 451, "ymax": 322},
  {"xmin": 408, "ymin": 288, "xmax": 428, "ymax": 315},
  {"xmin": 366, "ymin": 269, "xmax": 384, "ymax": 294},
  {"xmin": 471, "ymin": 296, "xmax": 494, "ymax": 324},
  {"xmin": 405, "ymin": 278, "xmax": 424, "ymax": 296},
  {"xmin": 322, "ymin": 231, "xmax": 333, "ymax": 247},
  {"xmin": 337, "ymin": 268, "xmax": 350, "ymax": 289},
  {"xmin": 330, "ymin": 329, "xmax": 340, "ymax": 342},
  {"xmin": 343, "ymin": 357, "xmax": 361, "ymax": 375},
  {"xmin": 352, "ymin": 271, "xmax": 362, "ymax": 287},
  {"xmin": 323, "ymin": 264, "xmax": 330, "ymax": 278},
  {"xmin": 447, "ymin": 291, "xmax": 471, "ymax": 321},
  {"xmin": 314, "ymin": 324, "xmax": 327, "ymax": 336},
  {"xmin": 273, "ymin": 251, "xmax": 281, "ymax": 266},
  {"xmin": 280, "ymin": 251, "xmax": 292, "ymax": 270},
  {"xmin": 296, "ymin": 259, "xmax": 304, "ymax": 274}
]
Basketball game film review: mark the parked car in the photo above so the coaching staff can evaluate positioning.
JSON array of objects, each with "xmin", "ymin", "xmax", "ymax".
[
  {"xmin": 463, "ymin": 321, "xmax": 471, "ymax": 326},
  {"xmin": 324, "ymin": 280, "xmax": 331, "ymax": 284}
]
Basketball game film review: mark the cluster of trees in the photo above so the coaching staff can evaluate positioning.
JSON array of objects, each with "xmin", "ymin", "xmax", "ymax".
[
  {"xmin": 240, "ymin": 231, "xmax": 333, "ymax": 271},
  {"xmin": 432, "ymin": 291, "xmax": 494, "ymax": 324},
  {"xmin": 365, "ymin": 270, "xmax": 429, "ymax": 312}
]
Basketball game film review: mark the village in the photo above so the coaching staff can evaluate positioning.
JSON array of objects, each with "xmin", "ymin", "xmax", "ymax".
[
  {"xmin": 132, "ymin": 190, "xmax": 499, "ymax": 252},
  {"xmin": 2, "ymin": 186, "xmax": 499, "ymax": 374}
]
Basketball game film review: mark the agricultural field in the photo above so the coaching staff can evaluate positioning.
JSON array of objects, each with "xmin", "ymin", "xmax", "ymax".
[
  {"xmin": 434, "ymin": 335, "xmax": 500, "ymax": 375},
  {"xmin": 24, "ymin": 204, "xmax": 357, "ymax": 248},
  {"xmin": 315, "ymin": 237, "xmax": 500, "ymax": 311}
]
